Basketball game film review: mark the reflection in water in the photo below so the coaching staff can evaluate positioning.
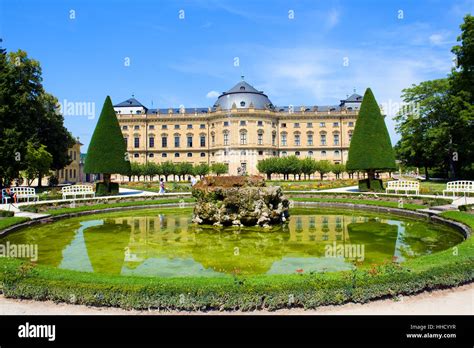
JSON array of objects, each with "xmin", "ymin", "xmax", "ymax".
[{"xmin": 1, "ymin": 209, "xmax": 463, "ymax": 278}]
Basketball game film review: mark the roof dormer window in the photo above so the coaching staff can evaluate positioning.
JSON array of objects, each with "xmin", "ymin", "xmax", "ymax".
[
  {"xmin": 240, "ymin": 86, "xmax": 245, "ymax": 91},
  {"xmin": 240, "ymin": 101, "xmax": 246, "ymax": 107}
]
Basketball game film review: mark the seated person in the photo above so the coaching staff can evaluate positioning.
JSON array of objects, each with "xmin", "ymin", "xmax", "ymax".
[{"xmin": 4, "ymin": 187, "xmax": 17, "ymax": 204}]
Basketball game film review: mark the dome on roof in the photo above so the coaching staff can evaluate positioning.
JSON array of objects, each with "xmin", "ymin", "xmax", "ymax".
[{"xmin": 214, "ymin": 79, "xmax": 273, "ymax": 110}]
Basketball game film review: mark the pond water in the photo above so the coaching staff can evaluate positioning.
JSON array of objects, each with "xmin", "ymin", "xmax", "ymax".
[{"xmin": 0, "ymin": 208, "xmax": 463, "ymax": 277}]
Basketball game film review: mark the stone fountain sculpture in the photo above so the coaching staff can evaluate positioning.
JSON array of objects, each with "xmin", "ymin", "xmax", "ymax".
[{"xmin": 192, "ymin": 175, "xmax": 290, "ymax": 227}]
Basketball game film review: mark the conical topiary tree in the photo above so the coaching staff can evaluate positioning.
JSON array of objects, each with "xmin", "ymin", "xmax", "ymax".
[
  {"xmin": 84, "ymin": 96, "xmax": 130, "ymax": 195},
  {"xmin": 346, "ymin": 88, "xmax": 396, "ymax": 191}
]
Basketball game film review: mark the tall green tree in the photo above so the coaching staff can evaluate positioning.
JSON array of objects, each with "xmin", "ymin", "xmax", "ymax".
[
  {"xmin": 395, "ymin": 15, "xmax": 474, "ymax": 179},
  {"xmin": 23, "ymin": 141, "xmax": 53, "ymax": 186},
  {"xmin": 84, "ymin": 96, "xmax": 131, "ymax": 186},
  {"xmin": 0, "ymin": 49, "xmax": 74, "ymax": 187},
  {"xmin": 346, "ymin": 88, "xmax": 396, "ymax": 182}
]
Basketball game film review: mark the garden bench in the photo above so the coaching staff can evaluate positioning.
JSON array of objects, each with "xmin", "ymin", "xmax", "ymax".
[
  {"xmin": 443, "ymin": 181, "xmax": 474, "ymax": 197},
  {"xmin": 385, "ymin": 180, "xmax": 420, "ymax": 195},
  {"xmin": 62, "ymin": 185, "xmax": 95, "ymax": 200},
  {"xmin": 1, "ymin": 187, "xmax": 39, "ymax": 203}
]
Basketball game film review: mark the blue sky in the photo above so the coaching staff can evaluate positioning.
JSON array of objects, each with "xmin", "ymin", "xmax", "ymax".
[{"xmin": 1, "ymin": 0, "xmax": 473, "ymax": 151}]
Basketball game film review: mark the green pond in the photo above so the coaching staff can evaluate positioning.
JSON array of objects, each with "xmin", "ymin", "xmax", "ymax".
[{"xmin": 0, "ymin": 207, "xmax": 463, "ymax": 278}]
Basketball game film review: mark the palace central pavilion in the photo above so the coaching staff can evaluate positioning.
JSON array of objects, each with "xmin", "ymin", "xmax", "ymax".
[{"xmin": 114, "ymin": 78, "xmax": 362, "ymax": 175}]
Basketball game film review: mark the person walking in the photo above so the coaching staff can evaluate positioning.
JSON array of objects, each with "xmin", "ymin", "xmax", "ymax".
[{"xmin": 159, "ymin": 178, "xmax": 165, "ymax": 195}]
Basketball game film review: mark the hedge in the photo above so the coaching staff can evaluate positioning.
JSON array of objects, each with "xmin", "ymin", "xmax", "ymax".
[{"xmin": 0, "ymin": 206, "xmax": 472, "ymax": 311}]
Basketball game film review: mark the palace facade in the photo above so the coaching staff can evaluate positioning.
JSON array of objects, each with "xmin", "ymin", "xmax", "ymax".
[{"xmin": 114, "ymin": 78, "xmax": 363, "ymax": 175}]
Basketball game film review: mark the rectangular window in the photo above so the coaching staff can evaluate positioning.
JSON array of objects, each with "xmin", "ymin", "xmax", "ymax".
[
  {"xmin": 333, "ymin": 122, "xmax": 339, "ymax": 127},
  {"xmin": 258, "ymin": 133, "xmax": 263, "ymax": 145},
  {"xmin": 162, "ymin": 137, "xmax": 167, "ymax": 148},
  {"xmin": 174, "ymin": 124, "xmax": 180, "ymax": 129},
  {"xmin": 295, "ymin": 134, "xmax": 301, "ymax": 146},
  {"xmin": 134, "ymin": 125, "xmax": 140, "ymax": 130},
  {"xmin": 200, "ymin": 124, "xmax": 206, "ymax": 129},
  {"xmin": 320, "ymin": 122, "xmax": 325, "ymax": 127},
  {"xmin": 334, "ymin": 134, "xmax": 340, "ymax": 146},
  {"xmin": 348, "ymin": 121, "xmax": 354, "ymax": 127},
  {"xmin": 308, "ymin": 134, "xmax": 313, "ymax": 146},
  {"xmin": 294, "ymin": 123, "xmax": 300, "ymax": 128},
  {"xmin": 320, "ymin": 134, "xmax": 326, "ymax": 145},
  {"xmin": 281, "ymin": 123, "xmax": 287, "ymax": 128},
  {"xmin": 187, "ymin": 136, "xmax": 193, "ymax": 147},
  {"xmin": 124, "ymin": 137, "xmax": 128, "ymax": 147},
  {"xmin": 224, "ymin": 121, "xmax": 229, "ymax": 127},
  {"xmin": 240, "ymin": 120, "xmax": 246, "ymax": 126},
  {"xmin": 224, "ymin": 132, "xmax": 229, "ymax": 146},
  {"xmin": 281, "ymin": 134, "xmax": 287, "ymax": 146},
  {"xmin": 257, "ymin": 121, "xmax": 263, "ymax": 127},
  {"xmin": 200, "ymin": 135, "xmax": 206, "ymax": 147},
  {"xmin": 162, "ymin": 125, "xmax": 167, "ymax": 130},
  {"xmin": 211, "ymin": 135, "xmax": 215, "ymax": 145},
  {"xmin": 307, "ymin": 122, "xmax": 313, "ymax": 128},
  {"xmin": 240, "ymin": 132, "xmax": 247, "ymax": 145},
  {"xmin": 134, "ymin": 137, "xmax": 140, "ymax": 148},
  {"xmin": 122, "ymin": 125, "xmax": 128, "ymax": 130},
  {"xmin": 149, "ymin": 137, "xmax": 155, "ymax": 148},
  {"xmin": 174, "ymin": 136, "xmax": 180, "ymax": 148},
  {"xmin": 272, "ymin": 133, "xmax": 276, "ymax": 146},
  {"xmin": 149, "ymin": 125, "xmax": 155, "ymax": 130},
  {"xmin": 187, "ymin": 124, "xmax": 193, "ymax": 129}
]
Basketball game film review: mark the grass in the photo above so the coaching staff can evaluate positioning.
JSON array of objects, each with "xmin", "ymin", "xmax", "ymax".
[
  {"xmin": 43, "ymin": 197, "xmax": 196, "ymax": 216},
  {"xmin": 290, "ymin": 197, "xmax": 426, "ymax": 211},
  {"xmin": 0, "ymin": 217, "xmax": 30, "ymax": 230}
]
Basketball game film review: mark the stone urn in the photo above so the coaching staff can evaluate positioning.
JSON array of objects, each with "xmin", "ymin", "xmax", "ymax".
[{"xmin": 191, "ymin": 175, "xmax": 290, "ymax": 227}]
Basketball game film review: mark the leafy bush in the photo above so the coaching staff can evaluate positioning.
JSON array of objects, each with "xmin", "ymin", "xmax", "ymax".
[
  {"xmin": 95, "ymin": 182, "xmax": 119, "ymax": 196},
  {"xmin": 0, "ymin": 210, "xmax": 14, "ymax": 217},
  {"xmin": 358, "ymin": 179, "xmax": 384, "ymax": 192}
]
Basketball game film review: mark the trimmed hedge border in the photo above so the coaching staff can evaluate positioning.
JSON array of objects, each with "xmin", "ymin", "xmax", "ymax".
[{"xmin": 0, "ymin": 200, "xmax": 472, "ymax": 311}]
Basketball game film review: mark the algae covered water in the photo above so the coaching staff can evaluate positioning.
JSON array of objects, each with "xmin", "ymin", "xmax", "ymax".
[{"xmin": 0, "ymin": 208, "xmax": 463, "ymax": 277}]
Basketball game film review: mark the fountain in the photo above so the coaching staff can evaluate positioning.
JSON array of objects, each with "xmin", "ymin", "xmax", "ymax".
[{"xmin": 191, "ymin": 175, "xmax": 290, "ymax": 227}]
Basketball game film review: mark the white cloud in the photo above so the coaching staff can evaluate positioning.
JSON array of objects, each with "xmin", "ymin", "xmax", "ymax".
[{"xmin": 206, "ymin": 90, "xmax": 220, "ymax": 99}]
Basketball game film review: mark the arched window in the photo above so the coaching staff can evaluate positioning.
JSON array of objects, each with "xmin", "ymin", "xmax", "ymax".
[
  {"xmin": 321, "ymin": 150, "xmax": 327, "ymax": 157},
  {"xmin": 295, "ymin": 151, "xmax": 300, "ymax": 156},
  {"xmin": 308, "ymin": 151, "xmax": 313, "ymax": 157}
]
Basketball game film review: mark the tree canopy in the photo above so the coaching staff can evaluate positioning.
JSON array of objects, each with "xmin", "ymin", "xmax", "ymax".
[
  {"xmin": 395, "ymin": 15, "xmax": 474, "ymax": 179},
  {"xmin": 0, "ymin": 48, "xmax": 74, "ymax": 187}
]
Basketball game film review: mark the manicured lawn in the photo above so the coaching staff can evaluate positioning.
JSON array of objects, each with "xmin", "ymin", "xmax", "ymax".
[
  {"xmin": 0, "ymin": 217, "xmax": 30, "ymax": 230},
  {"xmin": 43, "ymin": 197, "xmax": 196, "ymax": 216},
  {"xmin": 290, "ymin": 197, "xmax": 426, "ymax": 211}
]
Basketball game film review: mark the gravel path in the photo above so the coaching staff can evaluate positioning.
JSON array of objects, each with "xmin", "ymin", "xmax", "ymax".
[{"xmin": 0, "ymin": 283, "xmax": 472, "ymax": 315}]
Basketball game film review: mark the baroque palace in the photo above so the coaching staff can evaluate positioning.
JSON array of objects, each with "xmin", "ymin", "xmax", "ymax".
[{"xmin": 114, "ymin": 78, "xmax": 362, "ymax": 175}]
